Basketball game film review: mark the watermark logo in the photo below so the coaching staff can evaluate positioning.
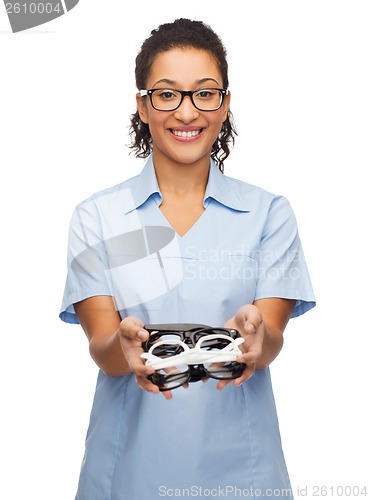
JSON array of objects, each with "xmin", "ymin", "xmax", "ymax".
[
  {"xmin": 71, "ymin": 225, "xmax": 183, "ymax": 309},
  {"xmin": 4, "ymin": 0, "xmax": 79, "ymax": 33}
]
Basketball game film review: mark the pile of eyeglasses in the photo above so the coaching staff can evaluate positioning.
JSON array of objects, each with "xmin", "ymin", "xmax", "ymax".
[{"xmin": 141, "ymin": 324, "xmax": 246, "ymax": 391}]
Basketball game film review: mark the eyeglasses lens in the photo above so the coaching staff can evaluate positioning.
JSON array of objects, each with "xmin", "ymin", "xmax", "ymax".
[
  {"xmin": 150, "ymin": 365, "xmax": 190, "ymax": 391},
  {"xmin": 204, "ymin": 360, "xmax": 245, "ymax": 379},
  {"xmin": 197, "ymin": 331, "xmax": 245, "ymax": 380},
  {"xmin": 147, "ymin": 333, "xmax": 183, "ymax": 357}
]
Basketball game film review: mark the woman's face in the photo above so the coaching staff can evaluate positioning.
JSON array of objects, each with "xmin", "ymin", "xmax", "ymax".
[{"xmin": 136, "ymin": 47, "xmax": 230, "ymax": 168}]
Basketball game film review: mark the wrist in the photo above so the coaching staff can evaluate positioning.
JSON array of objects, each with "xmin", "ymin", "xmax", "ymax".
[{"xmin": 255, "ymin": 325, "xmax": 283, "ymax": 370}]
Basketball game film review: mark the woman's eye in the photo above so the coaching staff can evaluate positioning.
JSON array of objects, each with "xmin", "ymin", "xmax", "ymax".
[
  {"xmin": 158, "ymin": 90, "xmax": 177, "ymax": 100},
  {"xmin": 197, "ymin": 90, "xmax": 214, "ymax": 99}
]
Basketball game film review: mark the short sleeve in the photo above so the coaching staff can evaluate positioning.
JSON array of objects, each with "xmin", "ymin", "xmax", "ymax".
[
  {"xmin": 254, "ymin": 196, "xmax": 315, "ymax": 318},
  {"xmin": 59, "ymin": 199, "xmax": 114, "ymax": 324}
]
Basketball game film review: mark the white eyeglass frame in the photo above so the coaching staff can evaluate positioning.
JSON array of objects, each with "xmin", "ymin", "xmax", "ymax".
[{"xmin": 140, "ymin": 333, "xmax": 244, "ymax": 370}]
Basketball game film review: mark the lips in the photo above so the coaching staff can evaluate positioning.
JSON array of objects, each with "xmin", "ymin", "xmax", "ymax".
[
  {"xmin": 172, "ymin": 129, "xmax": 201, "ymax": 138},
  {"xmin": 170, "ymin": 128, "xmax": 203, "ymax": 141}
]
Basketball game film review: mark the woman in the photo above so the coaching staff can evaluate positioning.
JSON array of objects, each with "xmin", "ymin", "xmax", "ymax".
[{"xmin": 60, "ymin": 18, "xmax": 315, "ymax": 500}]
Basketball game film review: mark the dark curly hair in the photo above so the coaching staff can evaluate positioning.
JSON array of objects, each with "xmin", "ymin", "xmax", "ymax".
[{"xmin": 129, "ymin": 18, "xmax": 237, "ymax": 172}]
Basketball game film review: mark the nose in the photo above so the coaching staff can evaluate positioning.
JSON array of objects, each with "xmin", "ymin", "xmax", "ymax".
[{"xmin": 173, "ymin": 95, "xmax": 200, "ymax": 123}]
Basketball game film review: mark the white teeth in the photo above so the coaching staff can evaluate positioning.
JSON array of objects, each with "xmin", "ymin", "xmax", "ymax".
[{"xmin": 172, "ymin": 130, "xmax": 201, "ymax": 137}]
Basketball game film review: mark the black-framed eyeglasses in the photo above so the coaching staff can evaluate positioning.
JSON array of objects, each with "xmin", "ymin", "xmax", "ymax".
[
  {"xmin": 139, "ymin": 88, "xmax": 228, "ymax": 112},
  {"xmin": 141, "ymin": 324, "xmax": 246, "ymax": 391}
]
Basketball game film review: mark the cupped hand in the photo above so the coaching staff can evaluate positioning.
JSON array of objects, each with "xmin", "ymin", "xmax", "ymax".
[
  {"xmin": 118, "ymin": 316, "xmax": 173, "ymax": 400},
  {"xmin": 217, "ymin": 304, "xmax": 265, "ymax": 390}
]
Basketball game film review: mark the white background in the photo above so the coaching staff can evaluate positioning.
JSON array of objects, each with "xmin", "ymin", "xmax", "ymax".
[{"xmin": 1, "ymin": 1, "xmax": 368, "ymax": 498}]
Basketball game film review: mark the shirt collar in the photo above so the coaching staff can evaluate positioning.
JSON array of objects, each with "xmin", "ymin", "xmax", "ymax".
[
  {"xmin": 131, "ymin": 155, "xmax": 162, "ymax": 210},
  {"xmin": 204, "ymin": 160, "xmax": 250, "ymax": 212},
  {"xmin": 130, "ymin": 154, "xmax": 250, "ymax": 213}
]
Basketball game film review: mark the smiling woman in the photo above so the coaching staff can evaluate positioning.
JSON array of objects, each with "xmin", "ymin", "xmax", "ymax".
[
  {"xmin": 59, "ymin": 17, "xmax": 315, "ymax": 500},
  {"xmin": 130, "ymin": 21, "xmax": 236, "ymax": 172},
  {"xmin": 135, "ymin": 47, "xmax": 231, "ymax": 170}
]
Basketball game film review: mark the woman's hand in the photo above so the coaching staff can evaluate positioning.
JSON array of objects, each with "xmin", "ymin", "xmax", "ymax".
[
  {"xmin": 218, "ymin": 304, "xmax": 265, "ymax": 390},
  {"xmin": 118, "ymin": 317, "xmax": 174, "ymax": 400},
  {"xmin": 218, "ymin": 298, "xmax": 296, "ymax": 390}
]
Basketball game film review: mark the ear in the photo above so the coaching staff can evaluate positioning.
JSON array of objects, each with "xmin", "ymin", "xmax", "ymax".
[
  {"xmin": 136, "ymin": 93, "xmax": 149, "ymax": 124},
  {"xmin": 222, "ymin": 90, "xmax": 231, "ymax": 122}
]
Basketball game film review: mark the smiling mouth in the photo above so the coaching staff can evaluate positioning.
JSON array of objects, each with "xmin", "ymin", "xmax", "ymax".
[{"xmin": 171, "ymin": 129, "xmax": 203, "ymax": 138}]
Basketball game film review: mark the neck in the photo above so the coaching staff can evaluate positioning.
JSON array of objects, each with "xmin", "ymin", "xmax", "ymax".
[{"xmin": 152, "ymin": 154, "xmax": 210, "ymax": 195}]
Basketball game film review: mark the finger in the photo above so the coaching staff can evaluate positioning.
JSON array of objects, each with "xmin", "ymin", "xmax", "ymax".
[
  {"xmin": 136, "ymin": 328, "xmax": 149, "ymax": 341},
  {"xmin": 242, "ymin": 312, "xmax": 261, "ymax": 332},
  {"xmin": 236, "ymin": 346, "xmax": 262, "ymax": 366},
  {"xmin": 128, "ymin": 351, "xmax": 154, "ymax": 376},
  {"xmin": 145, "ymin": 380, "xmax": 173, "ymax": 400},
  {"xmin": 216, "ymin": 379, "xmax": 232, "ymax": 390},
  {"xmin": 217, "ymin": 362, "xmax": 256, "ymax": 390},
  {"xmin": 161, "ymin": 389, "xmax": 173, "ymax": 400},
  {"xmin": 232, "ymin": 363, "xmax": 255, "ymax": 386},
  {"xmin": 119, "ymin": 317, "xmax": 148, "ymax": 341},
  {"xmin": 135, "ymin": 374, "xmax": 159, "ymax": 391},
  {"xmin": 134, "ymin": 369, "xmax": 176, "ymax": 400},
  {"xmin": 235, "ymin": 304, "xmax": 263, "ymax": 332},
  {"xmin": 243, "ymin": 321, "xmax": 257, "ymax": 334},
  {"xmin": 135, "ymin": 374, "xmax": 172, "ymax": 400},
  {"xmin": 120, "ymin": 339, "xmax": 154, "ymax": 377},
  {"xmin": 135, "ymin": 367, "xmax": 183, "ymax": 400}
]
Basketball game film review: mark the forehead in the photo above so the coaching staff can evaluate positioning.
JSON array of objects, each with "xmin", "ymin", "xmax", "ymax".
[{"xmin": 147, "ymin": 47, "xmax": 222, "ymax": 88}]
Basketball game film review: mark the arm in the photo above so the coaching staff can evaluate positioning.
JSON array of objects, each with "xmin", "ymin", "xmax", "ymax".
[
  {"xmin": 73, "ymin": 296, "xmax": 181, "ymax": 400},
  {"xmin": 73, "ymin": 296, "xmax": 156, "ymax": 380},
  {"xmin": 221, "ymin": 297, "xmax": 295, "ymax": 389},
  {"xmin": 74, "ymin": 296, "xmax": 130, "ymax": 377},
  {"xmin": 253, "ymin": 297, "xmax": 296, "ymax": 369}
]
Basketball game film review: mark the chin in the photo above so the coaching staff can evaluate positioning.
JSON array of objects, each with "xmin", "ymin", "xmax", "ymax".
[{"xmin": 156, "ymin": 145, "xmax": 213, "ymax": 167}]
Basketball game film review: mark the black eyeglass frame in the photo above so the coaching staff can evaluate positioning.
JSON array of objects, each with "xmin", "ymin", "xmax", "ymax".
[
  {"xmin": 142, "ymin": 323, "xmax": 246, "ymax": 391},
  {"xmin": 149, "ymin": 361, "xmax": 245, "ymax": 391},
  {"xmin": 139, "ymin": 88, "xmax": 228, "ymax": 112}
]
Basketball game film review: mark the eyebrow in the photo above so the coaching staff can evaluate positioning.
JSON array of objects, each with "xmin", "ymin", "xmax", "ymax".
[{"xmin": 151, "ymin": 77, "xmax": 221, "ymax": 87}]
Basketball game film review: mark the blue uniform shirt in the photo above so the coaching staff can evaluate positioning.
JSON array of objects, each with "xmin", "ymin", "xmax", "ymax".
[{"xmin": 60, "ymin": 156, "xmax": 315, "ymax": 500}]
